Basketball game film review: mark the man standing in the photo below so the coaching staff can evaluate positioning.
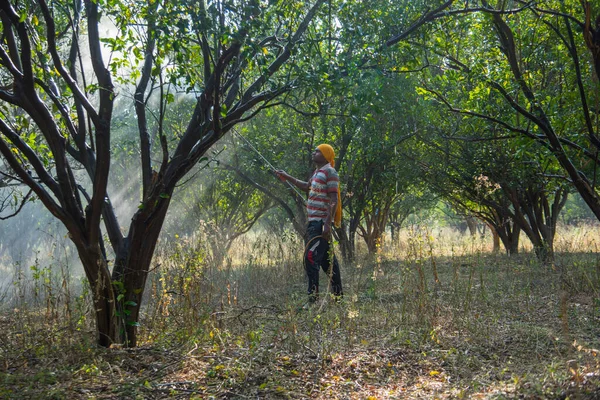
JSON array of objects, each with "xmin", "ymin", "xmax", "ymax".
[{"xmin": 276, "ymin": 144, "xmax": 343, "ymax": 302}]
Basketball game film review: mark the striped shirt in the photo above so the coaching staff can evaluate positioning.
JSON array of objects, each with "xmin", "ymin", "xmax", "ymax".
[{"xmin": 307, "ymin": 163, "xmax": 339, "ymax": 223}]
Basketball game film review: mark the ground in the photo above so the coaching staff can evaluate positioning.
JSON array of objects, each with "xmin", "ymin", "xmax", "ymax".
[{"xmin": 2, "ymin": 231, "xmax": 600, "ymax": 399}]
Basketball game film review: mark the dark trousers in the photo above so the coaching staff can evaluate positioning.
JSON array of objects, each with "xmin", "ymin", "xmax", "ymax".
[{"xmin": 304, "ymin": 220, "xmax": 343, "ymax": 298}]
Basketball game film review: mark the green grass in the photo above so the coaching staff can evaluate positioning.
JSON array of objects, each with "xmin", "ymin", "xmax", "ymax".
[{"xmin": 1, "ymin": 226, "xmax": 600, "ymax": 398}]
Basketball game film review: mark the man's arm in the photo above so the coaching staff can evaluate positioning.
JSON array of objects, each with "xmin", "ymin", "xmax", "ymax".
[{"xmin": 275, "ymin": 170, "xmax": 309, "ymax": 192}]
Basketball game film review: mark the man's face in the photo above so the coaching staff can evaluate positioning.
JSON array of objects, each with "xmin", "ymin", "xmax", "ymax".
[{"xmin": 312, "ymin": 148, "xmax": 327, "ymax": 164}]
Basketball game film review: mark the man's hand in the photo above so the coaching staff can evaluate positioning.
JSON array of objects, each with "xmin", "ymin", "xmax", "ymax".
[{"xmin": 275, "ymin": 170, "xmax": 289, "ymax": 182}]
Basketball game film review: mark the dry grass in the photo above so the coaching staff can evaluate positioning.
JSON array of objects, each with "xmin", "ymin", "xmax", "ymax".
[{"xmin": 1, "ymin": 224, "xmax": 600, "ymax": 399}]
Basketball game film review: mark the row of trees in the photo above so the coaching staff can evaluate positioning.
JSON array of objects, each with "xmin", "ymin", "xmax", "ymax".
[
  {"xmin": 1, "ymin": 0, "xmax": 599, "ymax": 347},
  {"xmin": 402, "ymin": 0, "xmax": 600, "ymax": 263},
  {"xmin": 223, "ymin": 0, "xmax": 600, "ymax": 266}
]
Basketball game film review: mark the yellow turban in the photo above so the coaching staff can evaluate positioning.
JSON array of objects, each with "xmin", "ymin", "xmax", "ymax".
[{"xmin": 317, "ymin": 144, "xmax": 342, "ymax": 228}]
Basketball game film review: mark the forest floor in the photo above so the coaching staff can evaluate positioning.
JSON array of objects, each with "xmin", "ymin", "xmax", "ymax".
[{"xmin": 2, "ymin": 233, "xmax": 600, "ymax": 399}]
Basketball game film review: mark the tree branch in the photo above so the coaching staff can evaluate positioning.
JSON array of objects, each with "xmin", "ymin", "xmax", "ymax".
[
  {"xmin": 239, "ymin": 0, "xmax": 326, "ymax": 103},
  {"xmin": 220, "ymin": 162, "xmax": 304, "ymax": 233},
  {"xmin": 0, "ymin": 136, "xmax": 65, "ymax": 222},
  {"xmin": 0, "ymin": 188, "xmax": 33, "ymax": 220},
  {"xmin": 84, "ymin": 0, "xmax": 114, "ymax": 245},
  {"xmin": 38, "ymin": 0, "xmax": 100, "ymax": 126},
  {"xmin": 134, "ymin": 0, "xmax": 159, "ymax": 200}
]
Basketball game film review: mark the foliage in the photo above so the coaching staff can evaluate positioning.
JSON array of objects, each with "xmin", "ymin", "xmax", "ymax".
[
  {"xmin": 0, "ymin": 0, "xmax": 329, "ymax": 346},
  {"xmin": 386, "ymin": 1, "xmax": 600, "ymax": 224}
]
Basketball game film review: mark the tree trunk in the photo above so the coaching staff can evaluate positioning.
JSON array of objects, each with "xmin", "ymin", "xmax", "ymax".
[
  {"xmin": 365, "ymin": 233, "xmax": 379, "ymax": 254},
  {"xmin": 111, "ymin": 197, "xmax": 171, "ymax": 347},
  {"xmin": 74, "ymin": 243, "xmax": 119, "ymax": 346},
  {"xmin": 466, "ymin": 215, "xmax": 478, "ymax": 237},
  {"xmin": 533, "ymin": 243, "xmax": 554, "ymax": 265},
  {"xmin": 390, "ymin": 222, "xmax": 399, "ymax": 244},
  {"xmin": 504, "ymin": 186, "xmax": 566, "ymax": 265},
  {"xmin": 340, "ymin": 215, "xmax": 360, "ymax": 263},
  {"xmin": 507, "ymin": 225, "xmax": 521, "ymax": 255},
  {"xmin": 497, "ymin": 221, "xmax": 520, "ymax": 256},
  {"xmin": 336, "ymin": 223, "xmax": 355, "ymax": 264},
  {"xmin": 487, "ymin": 222, "xmax": 500, "ymax": 253}
]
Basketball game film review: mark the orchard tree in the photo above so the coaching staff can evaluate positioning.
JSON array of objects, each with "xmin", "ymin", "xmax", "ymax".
[
  {"xmin": 416, "ymin": 114, "xmax": 569, "ymax": 262},
  {"xmin": 0, "ymin": 0, "xmax": 327, "ymax": 347},
  {"xmin": 386, "ymin": 1, "xmax": 600, "ymax": 227},
  {"xmin": 337, "ymin": 72, "xmax": 423, "ymax": 258}
]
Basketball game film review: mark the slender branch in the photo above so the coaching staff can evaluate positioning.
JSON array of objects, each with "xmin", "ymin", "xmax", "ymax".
[
  {"xmin": 0, "ymin": 189, "xmax": 33, "ymax": 220},
  {"xmin": 386, "ymin": 1, "xmax": 535, "ymax": 47},
  {"xmin": 0, "ymin": 169, "xmax": 24, "ymax": 184},
  {"xmin": 220, "ymin": 162, "xmax": 303, "ymax": 232},
  {"xmin": 134, "ymin": 0, "xmax": 159, "ymax": 199},
  {"xmin": 38, "ymin": 0, "xmax": 100, "ymax": 125},
  {"xmin": 424, "ymin": 85, "xmax": 598, "ymax": 160},
  {"xmin": 0, "ymin": 7, "xmax": 23, "ymax": 72},
  {"xmin": 34, "ymin": 78, "xmax": 79, "ymax": 141},
  {"xmin": 278, "ymin": 101, "xmax": 350, "ymax": 118},
  {"xmin": 422, "ymin": 85, "xmax": 533, "ymax": 136},
  {"xmin": 157, "ymin": 71, "xmax": 169, "ymax": 179},
  {"xmin": 532, "ymin": 6, "xmax": 585, "ymax": 29},
  {"xmin": 0, "ymin": 136, "xmax": 65, "ymax": 221},
  {"xmin": 225, "ymin": 86, "xmax": 291, "ymax": 129},
  {"xmin": 386, "ymin": 0, "xmax": 455, "ymax": 47},
  {"xmin": 561, "ymin": 9, "xmax": 600, "ymax": 150},
  {"xmin": 84, "ymin": 0, "xmax": 114, "ymax": 244},
  {"xmin": 0, "ymin": 35, "xmax": 23, "ymax": 79},
  {"xmin": 239, "ymin": 0, "xmax": 326, "ymax": 103},
  {"xmin": 0, "ymin": 118, "xmax": 61, "ymax": 195}
]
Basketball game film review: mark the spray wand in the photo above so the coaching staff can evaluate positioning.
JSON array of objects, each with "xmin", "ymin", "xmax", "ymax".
[{"xmin": 232, "ymin": 128, "xmax": 307, "ymax": 203}]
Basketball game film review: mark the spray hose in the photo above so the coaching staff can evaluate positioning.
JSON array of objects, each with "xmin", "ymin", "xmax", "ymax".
[{"xmin": 232, "ymin": 128, "xmax": 307, "ymax": 203}]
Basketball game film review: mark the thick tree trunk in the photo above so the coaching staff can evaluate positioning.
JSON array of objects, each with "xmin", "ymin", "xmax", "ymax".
[
  {"xmin": 365, "ymin": 234, "xmax": 379, "ymax": 254},
  {"xmin": 118, "ymin": 201, "xmax": 170, "ymax": 346},
  {"xmin": 95, "ymin": 296, "xmax": 118, "ymax": 347},
  {"xmin": 74, "ymin": 243, "xmax": 119, "ymax": 347},
  {"xmin": 66, "ymin": 199, "xmax": 167, "ymax": 348},
  {"xmin": 364, "ymin": 223, "xmax": 385, "ymax": 254}
]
